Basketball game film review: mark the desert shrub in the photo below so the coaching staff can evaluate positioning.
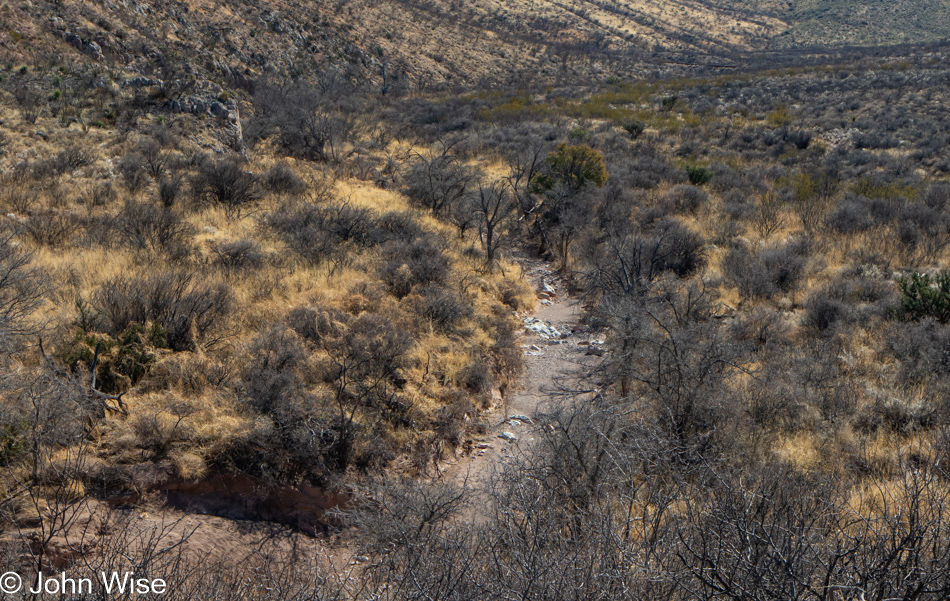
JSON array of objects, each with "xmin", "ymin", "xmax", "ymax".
[
  {"xmin": 340, "ymin": 282, "xmax": 386, "ymax": 316},
  {"xmin": 484, "ymin": 314, "xmax": 525, "ymax": 390},
  {"xmin": 729, "ymin": 306, "xmax": 789, "ymax": 349},
  {"xmin": 314, "ymin": 312, "xmax": 414, "ymax": 469},
  {"xmin": 723, "ymin": 240, "xmax": 809, "ymax": 299},
  {"xmin": 380, "ymin": 236, "xmax": 451, "ymax": 299},
  {"xmin": 459, "ymin": 361, "xmax": 492, "ymax": 394},
  {"xmin": 922, "ymin": 182, "xmax": 950, "ymax": 211},
  {"xmin": 192, "ymin": 158, "xmax": 260, "ymax": 218},
  {"xmin": 51, "ymin": 146, "xmax": 96, "ymax": 175},
  {"xmin": 651, "ymin": 218, "xmax": 707, "ymax": 277},
  {"xmin": 809, "ymin": 274, "xmax": 898, "ymax": 326},
  {"xmin": 147, "ymin": 122, "xmax": 178, "ymax": 148},
  {"xmin": 141, "ymin": 353, "xmax": 232, "ymax": 395},
  {"xmin": 116, "ymin": 200, "xmax": 194, "ymax": 258},
  {"xmin": 263, "ymin": 162, "xmax": 307, "ymax": 197},
  {"xmin": 157, "ymin": 175, "xmax": 182, "ymax": 208},
  {"xmin": 248, "ymin": 80, "xmax": 362, "ymax": 162},
  {"xmin": 431, "ymin": 395, "xmax": 472, "ymax": 447},
  {"xmin": 20, "ymin": 212, "xmax": 78, "ymax": 247},
  {"xmin": 242, "ymin": 326, "xmax": 308, "ymax": 416},
  {"xmin": 802, "ymin": 293, "xmax": 850, "ymax": 332},
  {"xmin": 88, "ymin": 182, "xmax": 116, "ymax": 207},
  {"xmin": 230, "ymin": 326, "xmax": 344, "ymax": 482},
  {"xmin": 353, "ymin": 428, "xmax": 399, "ymax": 473},
  {"xmin": 2, "ymin": 185, "xmax": 40, "ymax": 214},
  {"xmin": 621, "ymin": 154, "xmax": 684, "ymax": 189},
  {"xmin": 118, "ymin": 154, "xmax": 148, "ymax": 195},
  {"xmin": 94, "ymin": 272, "xmax": 232, "ymax": 351},
  {"xmin": 897, "ymin": 219, "xmax": 923, "ymax": 249},
  {"xmin": 888, "ymin": 320, "xmax": 950, "ymax": 387},
  {"xmin": 498, "ymin": 279, "xmax": 535, "ymax": 312},
  {"xmin": 899, "ymin": 203, "xmax": 949, "ymax": 234},
  {"xmin": 138, "ymin": 139, "xmax": 170, "ymax": 180},
  {"xmin": 664, "ymin": 185, "xmax": 708, "ymax": 215},
  {"xmin": 265, "ymin": 203, "xmax": 377, "ymax": 270},
  {"xmin": 782, "ymin": 127, "xmax": 813, "ymax": 150},
  {"xmin": 13, "ymin": 85, "xmax": 41, "ymax": 124},
  {"xmin": 409, "ymin": 285, "xmax": 473, "ymax": 333},
  {"xmin": 212, "ymin": 239, "xmax": 264, "ymax": 271},
  {"xmin": 287, "ymin": 307, "xmax": 323, "ymax": 344},
  {"xmin": 760, "ymin": 240, "xmax": 809, "ymax": 292},
  {"xmin": 581, "ymin": 219, "xmax": 706, "ymax": 301},
  {"xmin": 754, "ymin": 192, "xmax": 786, "ymax": 238},
  {"xmin": 896, "ymin": 204, "xmax": 950, "ymax": 260},
  {"xmin": 853, "ymin": 131, "xmax": 898, "ymax": 150},
  {"xmin": 722, "ymin": 190, "xmax": 756, "ymax": 221},
  {"xmin": 854, "ymin": 395, "xmax": 936, "ymax": 434},
  {"xmin": 130, "ymin": 413, "xmax": 184, "ymax": 460},
  {"xmin": 710, "ymin": 163, "xmax": 754, "ymax": 194},
  {"xmin": 76, "ymin": 212, "xmax": 123, "ymax": 249},
  {"xmin": 369, "ymin": 211, "xmax": 426, "ymax": 246},
  {"xmin": 826, "ymin": 198, "xmax": 873, "ymax": 234},
  {"xmin": 286, "ymin": 306, "xmax": 351, "ymax": 345}
]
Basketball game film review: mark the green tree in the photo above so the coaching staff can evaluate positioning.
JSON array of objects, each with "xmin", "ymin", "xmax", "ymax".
[
  {"xmin": 527, "ymin": 144, "xmax": 608, "ymax": 270},
  {"xmin": 531, "ymin": 143, "xmax": 608, "ymax": 193}
]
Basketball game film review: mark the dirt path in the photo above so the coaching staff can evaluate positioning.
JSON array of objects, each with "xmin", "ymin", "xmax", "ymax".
[{"xmin": 441, "ymin": 257, "xmax": 603, "ymax": 494}]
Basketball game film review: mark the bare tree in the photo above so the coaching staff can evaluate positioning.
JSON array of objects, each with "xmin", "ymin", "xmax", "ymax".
[
  {"xmin": 404, "ymin": 139, "xmax": 478, "ymax": 216},
  {"xmin": 249, "ymin": 80, "xmax": 363, "ymax": 163},
  {"xmin": 0, "ymin": 225, "xmax": 47, "ymax": 348},
  {"xmin": 13, "ymin": 85, "xmax": 42, "ymax": 124},
  {"xmin": 473, "ymin": 179, "xmax": 516, "ymax": 268},
  {"xmin": 2, "ymin": 368, "xmax": 89, "ymax": 576}
]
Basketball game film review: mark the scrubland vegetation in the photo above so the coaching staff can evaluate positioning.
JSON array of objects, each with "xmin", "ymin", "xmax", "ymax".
[{"xmin": 2, "ymin": 2, "xmax": 950, "ymax": 597}]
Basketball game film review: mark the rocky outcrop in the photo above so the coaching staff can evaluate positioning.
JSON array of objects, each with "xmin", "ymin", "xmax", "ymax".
[
  {"xmin": 168, "ymin": 95, "xmax": 243, "ymax": 147},
  {"xmin": 49, "ymin": 18, "xmax": 106, "ymax": 61}
]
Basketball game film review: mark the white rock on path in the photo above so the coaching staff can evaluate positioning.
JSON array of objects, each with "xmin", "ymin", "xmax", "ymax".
[{"xmin": 523, "ymin": 317, "xmax": 567, "ymax": 340}]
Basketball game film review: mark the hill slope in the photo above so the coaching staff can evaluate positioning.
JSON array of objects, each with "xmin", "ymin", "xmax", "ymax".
[
  {"xmin": 776, "ymin": 0, "xmax": 950, "ymax": 47},
  {"xmin": 6, "ymin": 0, "xmax": 948, "ymax": 92}
]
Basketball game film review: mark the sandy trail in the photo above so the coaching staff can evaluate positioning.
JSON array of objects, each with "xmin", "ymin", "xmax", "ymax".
[{"xmin": 440, "ymin": 256, "xmax": 603, "ymax": 495}]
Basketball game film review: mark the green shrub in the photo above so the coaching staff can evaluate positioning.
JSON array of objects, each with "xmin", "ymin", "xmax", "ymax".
[
  {"xmin": 621, "ymin": 120, "xmax": 645, "ymax": 138},
  {"xmin": 567, "ymin": 126, "xmax": 590, "ymax": 142},
  {"xmin": 686, "ymin": 165, "xmax": 712, "ymax": 186},
  {"xmin": 898, "ymin": 271, "xmax": 950, "ymax": 323}
]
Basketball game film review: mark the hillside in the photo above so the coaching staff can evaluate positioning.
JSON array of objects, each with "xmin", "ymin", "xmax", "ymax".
[
  {"xmin": 1, "ymin": 0, "xmax": 777, "ymax": 90},
  {"xmin": 776, "ymin": 0, "xmax": 950, "ymax": 47},
  {"xmin": 2, "ymin": 0, "xmax": 948, "ymax": 93}
]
